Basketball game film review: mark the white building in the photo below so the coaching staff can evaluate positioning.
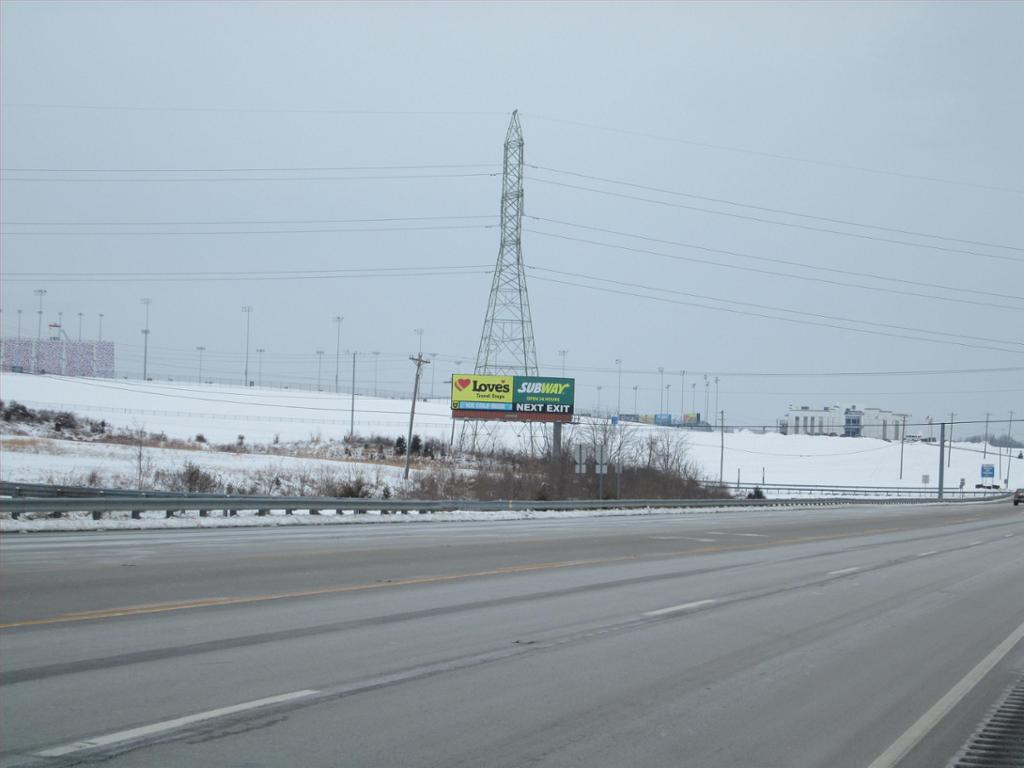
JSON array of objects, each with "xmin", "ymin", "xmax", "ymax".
[{"xmin": 784, "ymin": 404, "xmax": 911, "ymax": 440}]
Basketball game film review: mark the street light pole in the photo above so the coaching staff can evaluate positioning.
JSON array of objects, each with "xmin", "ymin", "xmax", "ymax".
[
  {"xmin": 34, "ymin": 289, "xmax": 46, "ymax": 341},
  {"xmin": 350, "ymin": 350, "xmax": 357, "ymax": 437},
  {"xmin": 16, "ymin": 309, "xmax": 22, "ymax": 339},
  {"xmin": 333, "ymin": 316, "xmax": 343, "ymax": 393},
  {"xmin": 948, "ymin": 411, "xmax": 955, "ymax": 468},
  {"xmin": 196, "ymin": 346, "xmax": 205, "ymax": 383},
  {"xmin": 256, "ymin": 348, "xmax": 265, "ymax": 387},
  {"xmin": 615, "ymin": 359, "xmax": 622, "ymax": 416},
  {"xmin": 559, "ymin": 349, "xmax": 568, "ymax": 377},
  {"xmin": 140, "ymin": 298, "xmax": 151, "ymax": 381},
  {"xmin": 633, "ymin": 384, "xmax": 638, "ymax": 413},
  {"xmin": 241, "ymin": 306, "xmax": 253, "ymax": 386},
  {"xmin": 77, "ymin": 312, "xmax": 83, "ymax": 341},
  {"xmin": 98, "ymin": 313, "xmax": 104, "ymax": 342},
  {"xmin": 316, "ymin": 350, "xmax": 324, "ymax": 391},
  {"xmin": 414, "ymin": 328, "xmax": 424, "ymax": 356}
]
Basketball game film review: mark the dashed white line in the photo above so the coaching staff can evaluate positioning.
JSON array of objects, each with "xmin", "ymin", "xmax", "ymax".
[
  {"xmin": 706, "ymin": 531, "xmax": 769, "ymax": 538},
  {"xmin": 917, "ymin": 551, "xmax": 938, "ymax": 558},
  {"xmin": 1003, "ymin": 533, "xmax": 1014, "ymax": 538},
  {"xmin": 644, "ymin": 599, "xmax": 717, "ymax": 617},
  {"xmin": 650, "ymin": 536, "xmax": 716, "ymax": 542},
  {"xmin": 968, "ymin": 541, "xmax": 983, "ymax": 546},
  {"xmin": 36, "ymin": 690, "xmax": 319, "ymax": 758},
  {"xmin": 828, "ymin": 567, "xmax": 861, "ymax": 576}
]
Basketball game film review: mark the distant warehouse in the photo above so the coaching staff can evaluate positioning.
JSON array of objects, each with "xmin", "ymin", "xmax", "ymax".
[{"xmin": 781, "ymin": 404, "xmax": 909, "ymax": 440}]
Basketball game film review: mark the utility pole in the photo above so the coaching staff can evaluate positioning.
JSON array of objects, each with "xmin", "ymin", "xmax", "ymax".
[
  {"xmin": 373, "ymin": 351, "xmax": 380, "ymax": 396},
  {"xmin": 98, "ymin": 313, "xmax": 104, "ymax": 342},
  {"xmin": 256, "ymin": 348, "xmax": 265, "ymax": 387},
  {"xmin": 719, "ymin": 410, "xmax": 725, "ymax": 485},
  {"xmin": 938, "ymin": 421, "xmax": 946, "ymax": 499},
  {"xmin": 140, "ymin": 298, "xmax": 151, "ymax": 381},
  {"xmin": 691, "ymin": 382, "xmax": 697, "ymax": 415},
  {"xmin": 665, "ymin": 384, "xmax": 671, "ymax": 419},
  {"xmin": 658, "ymin": 367, "xmax": 664, "ymax": 412},
  {"xmin": 559, "ymin": 349, "xmax": 568, "ymax": 377},
  {"xmin": 632, "ymin": 384, "xmax": 638, "ymax": 413},
  {"xmin": 429, "ymin": 353, "xmax": 437, "ymax": 399},
  {"xmin": 404, "ymin": 354, "xmax": 430, "ymax": 480},
  {"xmin": 414, "ymin": 328, "xmax": 424, "ymax": 357},
  {"xmin": 704, "ymin": 375, "xmax": 710, "ymax": 422},
  {"xmin": 899, "ymin": 414, "xmax": 907, "ymax": 479},
  {"xmin": 241, "ymin": 306, "xmax": 253, "ymax": 386},
  {"xmin": 77, "ymin": 312, "xmax": 83, "ymax": 341},
  {"xmin": 350, "ymin": 350, "xmax": 357, "ymax": 438},
  {"xmin": 597, "ymin": 385, "xmax": 602, "ymax": 413},
  {"xmin": 196, "ymin": 346, "xmax": 205, "ymax": 383},
  {"xmin": 948, "ymin": 411, "xmax": 955, "ymax": 468},
  {"xmin": 983, "ymin": 412, "xmax": 990, "ymax": 458},
  {"xmin": 333, "ymin": 316, "xmax": 343, "ymax": 394},
  {"xmin": 615, "ymin": 358, "xmax": 622, "ymax": 416},
  {"xmin": 316, "ymin": 350, "xmax": 324, "ymax": 391}
]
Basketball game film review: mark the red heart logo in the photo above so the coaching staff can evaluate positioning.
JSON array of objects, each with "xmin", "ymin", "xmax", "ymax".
[{"xmin": 455, "ymin": 378, "xmax": 471, "ymax": 391}]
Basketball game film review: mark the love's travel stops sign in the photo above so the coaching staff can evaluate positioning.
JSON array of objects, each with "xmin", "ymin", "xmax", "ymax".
[{"xmin": 452, "ymin": 374, "xmax": 574, "ymax": 423}]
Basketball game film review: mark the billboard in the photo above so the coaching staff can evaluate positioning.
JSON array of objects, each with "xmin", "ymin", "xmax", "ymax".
[{"xmin": 452, "ymin": 374, "xmax": 574, "ymax": 423}]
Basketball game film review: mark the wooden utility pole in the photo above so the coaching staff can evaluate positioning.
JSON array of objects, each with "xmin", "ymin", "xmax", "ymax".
[{"xmin": 404, "ymin": 355, "xmax": 430, "ymax": 480}]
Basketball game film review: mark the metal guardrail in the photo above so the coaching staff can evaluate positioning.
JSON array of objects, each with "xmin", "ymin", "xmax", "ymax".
[
  {"xmin": 0, "ymin": 486, "xmax": 1011, "ymax": 521},
  {"xmin": 728, "ymin": 481, "xmax": 1003, "ymax": 499}
]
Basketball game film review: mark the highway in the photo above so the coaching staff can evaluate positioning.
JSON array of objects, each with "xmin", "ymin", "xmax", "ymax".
[{"xmin": 1, "ymin": 500, "xmax": 1022, "ymax": 767}]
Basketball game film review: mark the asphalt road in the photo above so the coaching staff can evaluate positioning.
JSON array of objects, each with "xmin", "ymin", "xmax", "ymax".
[{"xmin": 2, "ymin": 500, "xmax": 1023, "ymax": 767}]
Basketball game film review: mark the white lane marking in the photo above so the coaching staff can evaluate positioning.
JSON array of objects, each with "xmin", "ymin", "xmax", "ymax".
[
  {"xmin": 917, "ymin": 551, "xmax": 938, "ymax": 557},
  {"xmin": 644, "ymin": 599, "xmax": 717, "ymax": 617},
  {"xmin": 867, "ymin": 616, "xmax": 1024, "ymax": 768},
  {"xmin": 36, "ymin": 690, "xmax": 319, "ymax": 758},
  {"xmin": 828, "ymin": 567, "xmax": 861, "ymax": 576},
  {"xmin": 705, "ymin": 531, "xmax": 769, "ymax": 538},
  {"xmin": 968, "ymin": 541, "xmax": 983, "ymax": 546},
  {"xmin": 1003, "ymin": 533, "xmax": 1014, "ymax": 538},
  {"xmin": 650, "ymin": 536, "xmax": 716, "ymax": 542}
]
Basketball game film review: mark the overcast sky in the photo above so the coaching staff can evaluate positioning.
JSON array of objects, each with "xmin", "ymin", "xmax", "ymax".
[{"xmin": 2, "ymin": 1, "xmax": 1022, "ymax": 433}]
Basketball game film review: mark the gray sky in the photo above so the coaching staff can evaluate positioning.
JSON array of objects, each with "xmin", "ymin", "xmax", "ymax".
[{"xmin": 2, "ymin": 1, "xmax": 1022, "ymax": 433}]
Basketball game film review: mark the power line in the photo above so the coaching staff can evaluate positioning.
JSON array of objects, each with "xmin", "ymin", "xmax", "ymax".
[
  {"xmin": 528, "ymin": 216, "xmax": 1024, "ymax": 304},
  {"xmin": 1, "ymin": 171, "xmax": 499, "ymax": 183},
  {"xmin": 0, "ymin": 223, "xmax": 495, "ymax": 237},
  {"xmin": 1, "ymin": 163, "xmax": 495, "ymax": 173},
  {"xmin": 524, "ymin": 228, "xmax": 1024, "ymax": 312},
  {"xmin": 527, "ymin": 164, "xmax": 1023, "ymax": 252},
  {"xmin": 527, "ymin": 265, "xmax": 1024, "ymax": 349},
  {"xmin": 524, "ymin": 113, "xmax": 1024, "ymax": 196},
  {"xmin": 1, "ymin": 266, "xmax": 493, "ymax": 283},
  {"xmin": 528, "ymin": 274, "xmax": 1024, "ymax": 355},
  {"xmin": 3, "ymin": 214, "xmax": 494, "ymax": 226},
  {"xmin": 526, "ymin": 176, "xmax": 1023, "ymax": 263}
]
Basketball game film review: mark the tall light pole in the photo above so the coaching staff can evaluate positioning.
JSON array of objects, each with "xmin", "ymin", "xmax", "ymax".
[
  {"xmin": 658, "ymin": 367, "xmax": 665, "ymax": 412},
  {"xmin": 196, "ymin": 346, "xmax": 205, "ymax": 383},
  {"xmin": 414, "ymin": 328, "xmax": 424, "ymax": 356},
  {"xmin": 429, "ymin": 352, "xmax": 438, "ymax": 399},
  {"xmin": 333, "ymin": 315, "xmax": 343, "ymax": 393},
  {"xmin": 256, "ymin": 348, "xmax": 265, "ymax": 387},
  {"xmin": 597, "ymin": 385, "xmax": 602, "ymax": 413},
  {"xmin": 558, "ymin": 349, "xmax": 568, "ymax": 377},
  {"xmin": 983, "ymin": 412, "xmax": 990, "ymax": 458},
  {"xmin": 77, "ymin": 312, "xmax": 83, "ymax": 341},
  {"xmin": 241, "ymin": 306, "xmax": 253, "ymax": 386},
  {"xmin": 948, "ymin": 411, "xmax": 955, "ymax": 468},
  {"xmin": 692, "ymin": 382, "xmax": 697, "ymax": 415},
  {"xmin": 372, "ymin": 351, "xmax": 380, "ymax": 396},
  {"xmin": 615, "ymin": 359, "xmax": 622, "ymax": 416},
  {"xmin": 34, "ymin": 289, "xmax": 46, "ymax": 341},
  {"xmin": 632, "ymin": 384, "xmax": 638, "ymax": 413},
  {"xmin": 714, "ymin": 376, "xmax": 720, "ymax": 430},
  {"xmin": 704, "ymin": 374, "xmax": 710, "ymax": 421},
  {"xmin": 98, "ymin": 313, "xmax": 104, "ymax": 342},
  {"xmin": 316, "ymin": 350, "xmax": 324, "ymax": 391},
  {"xmin": 680, "ymin": 370, "xmax": 685, "ymax": 418},
  {"xmin": 16, "ymin": 309, "xmax": 22, "ymax": 339},
  {"xmin": 140, "ymin": 298, "xmax": 151, "ymax": 380},
  {"xmin": 350, "ymin": 350, "xmax": 357, "ymax": 437},
  {"xmin": 665, "ymin": 384, "xmax": 672, "ymax": 420}
]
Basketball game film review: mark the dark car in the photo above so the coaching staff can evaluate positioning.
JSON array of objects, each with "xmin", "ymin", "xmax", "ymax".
[{"xmin": 1015, "ymin": 488, "xmax": 1024, "ymax": 506}]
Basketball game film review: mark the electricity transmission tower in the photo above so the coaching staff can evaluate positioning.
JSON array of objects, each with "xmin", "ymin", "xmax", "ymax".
[
  {"xmin": 464, "ymin": 110, "xmax": 541, "ymax": 454},
  {"xmin": 474, "ymin": 110, "xmax": 538, "ymax": 376}
]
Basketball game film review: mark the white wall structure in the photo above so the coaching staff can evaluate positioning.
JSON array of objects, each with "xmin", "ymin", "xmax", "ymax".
[
  {"xmin": 786, "ymin": 404, "xmax": 911, "ymax": 440},
  {"xmin": 785, "ymin": 404, "xmax": 845, "ymax": 436}
]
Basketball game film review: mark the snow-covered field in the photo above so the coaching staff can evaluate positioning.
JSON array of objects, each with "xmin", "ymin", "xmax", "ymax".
[{"xmin": 1, "ymin": 372, "xmax": 1017, "ymax": 492}]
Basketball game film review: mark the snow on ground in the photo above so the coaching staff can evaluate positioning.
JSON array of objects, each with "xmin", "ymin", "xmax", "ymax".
[
  {"xmin": 1, "ymin": 372, "xmax": 1017, "ymax": 491},
  {"xmin": 0, "ymin": 435, "xmax": 406, "ymax": 493}
]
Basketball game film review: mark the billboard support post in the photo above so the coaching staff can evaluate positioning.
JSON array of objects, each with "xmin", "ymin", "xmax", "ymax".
[{"xmin": 552, "ymin": 421, "xmax": 562, "ymax": 459}]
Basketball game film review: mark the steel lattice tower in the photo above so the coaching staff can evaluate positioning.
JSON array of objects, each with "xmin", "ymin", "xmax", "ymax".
[{"xmin": 474, "ymin": 110, "xmax": 539, "ymax": 376}]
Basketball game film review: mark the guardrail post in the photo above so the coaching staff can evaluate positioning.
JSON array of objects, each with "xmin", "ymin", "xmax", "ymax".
[
  {"xmin": 131, "ymin": 509, "xmax": 141, "ymax": 519},
  {"xmin": 92, "ymin": 510, "xmax": 104, "ymax": 521},
  {"xmin": 257, "ymin": 508, "xmax": 269, "ymax": 516},
  {"xmin": 199, "ymin": 509, "xmax": 208, "ymax": 518}
]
